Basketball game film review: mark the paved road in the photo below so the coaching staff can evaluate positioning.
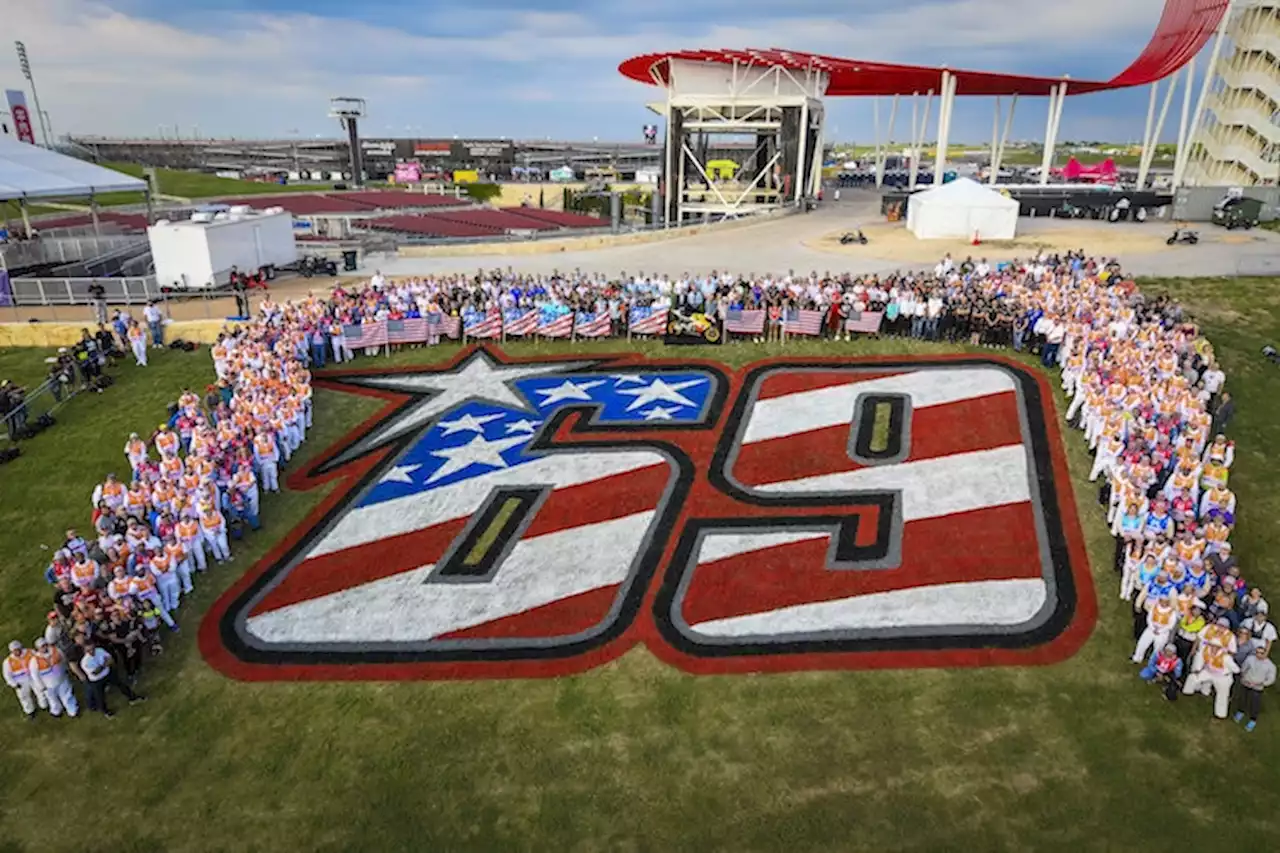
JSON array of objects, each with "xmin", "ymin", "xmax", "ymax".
[{"xmin": 363, "ymin": 192, "xmax": 1280, "ymax": 280}]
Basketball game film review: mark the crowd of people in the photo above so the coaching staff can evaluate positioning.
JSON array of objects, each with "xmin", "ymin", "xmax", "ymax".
[
  {"xmin": 4, "ymin": 307, "xmax": 312, "ymax": 719},
  {"xmin": 6, "ymin": 254, "xmax": 1273, "ymax": 727}
]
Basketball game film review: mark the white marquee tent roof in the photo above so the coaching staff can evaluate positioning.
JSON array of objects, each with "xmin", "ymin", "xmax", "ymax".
[
  {"xmin": 909, "ymin": 176, "xmax": 1019, "ymax": 209},
  {"xmin": 0, "ymin": 136, "xmax": 147, "ymax": 201}
]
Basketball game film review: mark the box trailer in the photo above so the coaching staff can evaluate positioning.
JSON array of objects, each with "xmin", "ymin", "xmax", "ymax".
[{"xmin": 149, "ymin": 208, "xmax": 298, "ymax": 289}]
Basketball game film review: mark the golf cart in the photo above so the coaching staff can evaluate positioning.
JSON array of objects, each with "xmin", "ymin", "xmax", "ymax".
[{"xmin": 1211, "ymin": 188, "xmax": 1263, "ymax": 230}]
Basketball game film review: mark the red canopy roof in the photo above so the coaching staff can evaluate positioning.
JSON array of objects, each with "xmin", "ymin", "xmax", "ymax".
[{"xmin": 618, "ymin": 0, "xmax": 1228, "ymax": 98}]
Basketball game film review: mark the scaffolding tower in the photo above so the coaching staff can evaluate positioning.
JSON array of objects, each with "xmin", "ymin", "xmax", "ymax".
[{"xmin": 647, "ymin": 55, "xmax": 827, "ymax": 224}]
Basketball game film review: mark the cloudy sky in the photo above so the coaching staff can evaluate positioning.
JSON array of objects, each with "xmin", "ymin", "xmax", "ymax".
[{"xmin": 3, "ymin": 0, "xmax": 1201, "ymax": 143}]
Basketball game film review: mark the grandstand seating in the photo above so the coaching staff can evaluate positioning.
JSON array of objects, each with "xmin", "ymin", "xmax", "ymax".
[
  {"xmin": 31, "ymin": 212, "xmax": 150, "ymax": 233},
  {"xmin": 425, "ymin": 209, "xmax": 561, "ymax": 232},
  {"xmin": 335, "ymin": 191, "xmax": 466, "ymax": 210},
  {"xmin": 500, "ymin": 207, "xmax": 610, "ymax": 228},
  {"xmin": 234, "ymin": 195, "xmax": 372, "ymax": 215},
  {"xmin": 364, "ymin": 215, "xmax": 499, "ymax": 239}
]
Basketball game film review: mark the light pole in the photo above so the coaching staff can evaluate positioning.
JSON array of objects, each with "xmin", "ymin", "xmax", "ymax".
[{"xmin": 14, "ymin": 41, "xmax": 51, "ymax": 147}]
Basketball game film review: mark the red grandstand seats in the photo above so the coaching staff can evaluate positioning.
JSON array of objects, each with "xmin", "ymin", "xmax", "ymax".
[
  {"xmin": 364, "ymin": 215, "xmax": 500, "ymax": 238},
  {"xmin": 499, "ymin": 208, "xmax": 609, "ymax": 228},
  {"xmin": 425, "ymin": 209, "xmax": 561, "ymax": 231},
  {"xmin": 231, "ymin": 195, "xmax": 372, "ymax": 215},
  {"xmin": 333, "ymin": 191, "xmax": 467, "ymax": 210}
]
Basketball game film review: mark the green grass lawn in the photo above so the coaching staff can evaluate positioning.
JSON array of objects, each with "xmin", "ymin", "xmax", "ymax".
[
  {"xmin": 0, "ymin": 163, "xmax": 379, "ymax": 222},
  {"xmin": 1, "ymin": 279, "xmax": 1279, "ymax": 851}
]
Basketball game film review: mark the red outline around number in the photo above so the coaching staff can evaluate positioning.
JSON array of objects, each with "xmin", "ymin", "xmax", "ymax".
[{"xmin": 199, "ymin": 346, "xmax": 1096, "ymax": 681}]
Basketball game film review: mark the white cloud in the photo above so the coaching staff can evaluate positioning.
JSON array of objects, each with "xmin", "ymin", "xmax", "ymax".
[{"xmin": 1, "ymin": 0, "xmax": 1180, "ymax": 138}]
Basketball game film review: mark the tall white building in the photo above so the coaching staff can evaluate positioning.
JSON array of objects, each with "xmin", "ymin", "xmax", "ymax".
[{"xmin": 1186, "ymin": 0, "xmax": 1280, "ymax": 186}]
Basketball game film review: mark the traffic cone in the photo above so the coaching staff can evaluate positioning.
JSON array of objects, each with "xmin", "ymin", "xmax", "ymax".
[{"xmin": 972, "ymin": 230, "xmax": 982, "ymax": 246}]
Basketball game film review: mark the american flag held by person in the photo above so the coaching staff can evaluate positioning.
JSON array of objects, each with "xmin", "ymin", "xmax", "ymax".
[
  {"xmin": 385, "ymin": 318, "xmax": 428, "ymax": 345},
  {"xmin": 575, "ymin": 312, "xmax": 611, "ymax": 338},
  {"xmin": 503, "ymin": 309, "xmax": 540, "ymax": 337},
  {"xmin": 724, "ymin": 308, "xmax": 766, "ymax": 335},
  {"xmin": 537, "ymin": 310, "xmax": 575, "ymax": 339},
  {"xmin": 425, "ymin": 312, "xmax": 461, "ymax": 341},
  {"xmin": 343, "ymin": 322, "xmax": 389, "ymax": 348},
  {"xmin": 845, "ymin": 311, "xmax": 885, "ymax": 335},
  {"xmin": 781, "ymin": 308, "xmax": 824, "ymax": 336},
  {"xmin": 628, "ymin": 306, "xmax": 669, "ymax": 336},
  {"xmin": 463, "ymin": 310, "xmax": 503, "ymax": 340}
]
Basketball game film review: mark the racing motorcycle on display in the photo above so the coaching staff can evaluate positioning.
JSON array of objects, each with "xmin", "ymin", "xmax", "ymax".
[
  {"xmin": 667, "ymin": 311, "xmax": 722, "ymax": 343},
  {"xmin": 839, "ymin": 229, "xmax": 869, "ymax": 245},
  {"xmin": 1167, "ymin": 228, "xmax": 1200, "ymax": 246}
]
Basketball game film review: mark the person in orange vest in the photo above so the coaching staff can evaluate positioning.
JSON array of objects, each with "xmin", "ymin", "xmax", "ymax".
[
  {"xmin": 4, "ymin": 640, "xmax": 47, "ymax": 720},
  {"xmin": 231, "ymin": 464, "xmax": 259, "ymax": 519},
  {"xmin": 253, "ymin": 429, "xmax": 280, "ymax": 493},
  {"xmin": 124, "ymin": 432, "xmax": 149, "ymax": 473},
  {"xmin": 163, "ymin": 535, "xmax": 193, "ymax": 595},
  {"xmin": 1183, "ymin": 629, "xmax": 1241, "ymax": 719},
  {"xmin": 154, "ymin": 423, "xmax": 180, "ymax": 459},
  {"xmin": 149, "ymin": 548, "xmax": 182, "ymax": 611},
  {"xmin": 200, "ymin": 503, "xmax": 232, "ymax": 563},
  {"xmin": 28, "ymin": 637, "xmax": 77, "ymax": 718},
  {"xmin": 176, "ymin": 516, "xmax": 207, "ymax": 574},
  {"xmin": 126, "ymin": 320, "xmax": 148, "ymax": 367},
  {"xmin": 128, "ymin": 566, "xmax": 177, "ymax": 631},
  {"xmin": 93, "ymin": 472, "xmax": 127, "ymax": 513}
]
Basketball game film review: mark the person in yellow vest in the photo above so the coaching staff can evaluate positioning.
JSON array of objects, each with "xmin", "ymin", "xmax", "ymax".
[
  {"xmin": 1183, "ymin": 634, "xmax": 1240, "ymax": 718},
  {"xmin": 3, "ymin": 640, "xmax": 47, "ymax": 720},
  {"xmin": 28, "ymin": 637, "xmax": 77, "ymax": 718},
  {"xmin": 126, "ymin": 320, "xmax": 148, "ymax": 367},
  {"xmin": 200, "ymin": 503, "xmax": 232, "ymax": 563},
  {"xmin": 1132, "ymin": 594, "xmax": 1180, "ymax": 664}
]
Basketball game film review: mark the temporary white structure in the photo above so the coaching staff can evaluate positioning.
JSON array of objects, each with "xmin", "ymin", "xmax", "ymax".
[
  {"xmin": 0, "ymin": 136, "xmax": 147, "ymax": 200},
  {"xmin": 906, "ymin": 177, "xmax": 1019, "ymax": 241}
]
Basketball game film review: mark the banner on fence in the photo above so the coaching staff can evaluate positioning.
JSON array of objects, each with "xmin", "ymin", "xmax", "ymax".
[
  {"xmin": 663, "ymin": 306, "xmax": 722, "ymax": 346},
  {"xmin": 845, "ymin": 310, "xmax": 885, "ymax": 335},
  {"xmin": 0, "ymin": 270, "xmax": 11, "ymax": 308}
]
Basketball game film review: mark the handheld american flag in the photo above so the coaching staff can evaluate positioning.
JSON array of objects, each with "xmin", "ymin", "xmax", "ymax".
[
  {"xmin": 724, "ymin": 308, "xmax": 766, "ymax": 335},
  {"xmin": 386, "ymin": 318, "xmax": 428, "ymax": 345},
  {"xmin": 575, "ymin": 312, "xmax": 612, "ymax": 338},
  {"xmin": 464, "ymin": 310, "xmax": 503, "ymax": 340},
  {"xmin": 537, "ymin": 310, "xmax": 574, "ymax": 339},
  {"xmin": 845, "ymin": 311, "xmax": 885, "ymax": 335},
  {"xmin": 781, "ymin": 309, "xmax": 824, "ymax": 336},
  {"xmin": 628, "ymin": 306, "xmax": 669, "ymax": 336},
  {"xmin": 343, "ymin": 321, "xmax": 389, "ymax": 348},
  {"xmin": 503, "ymin": 309, "xmax": 540, "ymax": 337}
]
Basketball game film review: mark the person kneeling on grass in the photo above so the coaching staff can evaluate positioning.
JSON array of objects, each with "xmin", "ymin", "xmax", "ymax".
[
  {"xmin": 1233, "ymin": 646, "xmax": 1276, "ymax": 732},
  {"xmin": 1140, "ymin": 644, "xmax": 1184, "ymax": 701}
]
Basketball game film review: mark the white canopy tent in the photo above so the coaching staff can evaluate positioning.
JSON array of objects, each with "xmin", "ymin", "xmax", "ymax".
[
  {"xmin": 0, "ymin": 136, "xmax": 146, "ymax": 201},
  {"xmin": 906, "ymin": 177, "xmax": 1019, "ymax": 241}
]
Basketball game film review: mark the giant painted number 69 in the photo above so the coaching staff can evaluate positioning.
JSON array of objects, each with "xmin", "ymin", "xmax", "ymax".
[{"xmin": 205, "ymin": 356, "xmax": 1091, "ymax": 681}]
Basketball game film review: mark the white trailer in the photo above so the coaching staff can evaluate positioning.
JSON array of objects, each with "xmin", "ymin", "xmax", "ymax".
[{"xmin": 148, "ymin": 208, "xmax": 297, "ymax": 289}]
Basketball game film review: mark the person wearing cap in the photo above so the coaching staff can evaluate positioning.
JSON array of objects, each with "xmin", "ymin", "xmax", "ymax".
[
  {"xmin": 1242, "ymin": 603, "xmax": 1276, "ymax": 656},
  {"xmin": 3, "ymin": 640, "xmax": 47, "ymax": 720},
  {"xmin": 78, "ymin": 637, "xmax": 144, "ymax": 719},
  {"xmin": 1234, "ymin": 646, "xmax": 1277, "ymax": 731},
  {"xmin": 1183, "ymin": 631, "xmax": 1241, "ymax": 718},
  {"xmin": 28, "ymin": 637, "xmax": 77, "ymax": 718},
  {"xmin": 1139, "ymin": 643, "xmax": 1184, "ymax": 701}
]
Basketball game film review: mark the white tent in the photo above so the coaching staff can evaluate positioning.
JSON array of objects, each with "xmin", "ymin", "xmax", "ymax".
[
  {"xmin": 0, "ymin": 136, "xmax": 147, "ymax": 201},
  {"xmin": 906, "ymin": 177, "xmax": 1019, "ymax": 241}
]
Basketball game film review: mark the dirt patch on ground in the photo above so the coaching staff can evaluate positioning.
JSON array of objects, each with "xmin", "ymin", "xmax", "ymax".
[{"xmin": 805, "ymin": 220, "xmax": 1180, "ymax": 263}]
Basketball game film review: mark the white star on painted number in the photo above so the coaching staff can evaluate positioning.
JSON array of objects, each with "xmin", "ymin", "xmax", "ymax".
[
  {"xmin": 611, "ymin": 374, "xmax": 647, "ymax": 385},
  {"xmin": 315, "ymin": 351, "xmax": 590, "ymax": 472},
  {"xmin": 642, "ymin": 405, "xmax": 679, "ymax": 421},
  {"xmin": 437, "ymin": 412, "xmax": 502, "ymax": 436},
  {"xmin": 427, "ymin": 433, "xmax": 530, "ymax": 484},
  {"xmin": 504, "ymin": 418, "xmax": 541, "ymax": 434},
  {"xmin": 536, "ymin": 379, "xmax": 605, "ymax": 406},
  {"xmin": 617, "ymin": 377, "xmax": 705, "ymax": 411},
  {"xmin": 380, "ymin": 464, "xmax": 421, "ymax": 484}
]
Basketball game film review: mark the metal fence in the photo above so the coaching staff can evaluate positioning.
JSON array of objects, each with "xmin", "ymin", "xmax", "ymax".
[
  {"xmin": 0, "ymin": 234, "xmax": 145, "ymax": 271},
  {"xmin": 1173, "ymin": 187, "xmax": 1280, "ymax": 222},
  {"xmin": 5, "ymin": 276, "xmax": 161, "ymax": 307}
]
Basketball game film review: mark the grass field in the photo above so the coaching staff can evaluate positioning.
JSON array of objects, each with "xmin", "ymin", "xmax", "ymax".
[{"xmin": 1, "ymin": 277, "xmax": 1279, "ymax": 852}]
